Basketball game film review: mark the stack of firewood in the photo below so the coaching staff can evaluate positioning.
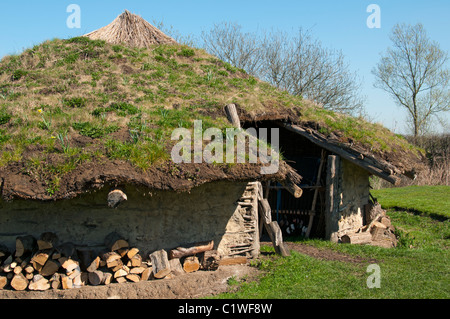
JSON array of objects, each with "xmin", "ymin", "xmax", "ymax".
[
  {"xmin": 0, "ymin": 232, "xmax": 236, "ymax": 291},
  {"xmin": 340, "ymin": 200, "xmax": 398, "ymax": 248}
]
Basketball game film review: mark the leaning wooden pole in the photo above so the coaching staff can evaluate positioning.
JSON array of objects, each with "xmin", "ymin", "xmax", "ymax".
[{"xmin": 256, "ymin": 182, "xmax": 290, "ymax": 257}]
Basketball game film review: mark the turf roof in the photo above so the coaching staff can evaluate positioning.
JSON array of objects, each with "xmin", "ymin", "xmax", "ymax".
[{"xmin": 0, "ymin": 12, "xmax": 425, "ymax": 200}]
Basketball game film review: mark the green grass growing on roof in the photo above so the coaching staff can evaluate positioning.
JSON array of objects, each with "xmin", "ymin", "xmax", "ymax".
[{"xmin": 0, "ymin": 36, "xmax": 423, "ymax": 196}]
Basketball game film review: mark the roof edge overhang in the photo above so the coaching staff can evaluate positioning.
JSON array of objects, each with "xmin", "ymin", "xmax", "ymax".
[{"xmin": 280, "ymin": 122, "xmax": 409, "ymax": 185}]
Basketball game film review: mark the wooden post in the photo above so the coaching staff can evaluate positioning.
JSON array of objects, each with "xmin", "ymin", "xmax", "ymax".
[
  {"xmin": 266, "ymin": 221, "xmax": 290, "ymax": 256},
  {"xmin": 306, "ymin": 150, "xmax": 326, "ymax": 238},
  {"xmin": 325, "ymin": 155, "xmax": 341, "ymax": 242},
  {"xmin": 256, "ymin": 182, "xmax": 289, "ymax": 256},
  {"xmin": 224, "ymin": 104, "xmax": 241, "ymax": 128}
]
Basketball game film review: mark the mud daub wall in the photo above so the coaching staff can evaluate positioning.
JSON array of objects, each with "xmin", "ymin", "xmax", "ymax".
[
  {"xmin": 0, "ymin": 181, "xmax": 249, "ymax": 255},
  {"xmin": 337, "ymin": 159, "xmax": 370, "ymax": 237}
]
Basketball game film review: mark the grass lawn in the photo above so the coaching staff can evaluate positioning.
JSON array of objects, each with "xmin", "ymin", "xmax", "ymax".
[
  {"xmin": 371, "ymin": 185, "xmax": 450, "ymax": 220},
  {"xmin": 213, "ymin": 186, "xmax": 449, "ymax": 299}
]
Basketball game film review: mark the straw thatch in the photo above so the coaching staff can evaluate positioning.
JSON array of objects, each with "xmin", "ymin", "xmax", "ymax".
[{"xmin": 84, "ymin": 10, "xmax": 177, "ymax": 47}]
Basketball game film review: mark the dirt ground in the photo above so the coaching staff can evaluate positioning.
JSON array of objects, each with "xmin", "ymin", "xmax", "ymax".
[{"xmin": 0, "ymin": 241, "xmax": 375, "ymax": 299}]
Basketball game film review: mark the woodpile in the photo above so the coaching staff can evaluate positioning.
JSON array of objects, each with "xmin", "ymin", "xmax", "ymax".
[
  {"xmin": 340, "ymin": 200, "xmax": 397, "ymax": 248},
  {"xmin": 0, "ymin": 232, "xmax": 227, "ymax": 291}
]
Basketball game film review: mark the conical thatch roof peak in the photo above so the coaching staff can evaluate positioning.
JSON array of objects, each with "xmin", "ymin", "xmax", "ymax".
[{"xmin": 83, "ymin": 10, "xmax": 177, "ymax": 48}]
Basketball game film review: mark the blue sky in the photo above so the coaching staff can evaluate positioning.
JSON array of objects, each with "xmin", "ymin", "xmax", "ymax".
[{"xmin": 1, "ymin": 0, "xmax": 449, "ymax": 134}]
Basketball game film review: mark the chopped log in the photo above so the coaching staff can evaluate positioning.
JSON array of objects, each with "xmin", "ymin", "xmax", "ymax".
[
  {"xmin": 103, "ymin": 251, "xmax": 122, "ymax": 268},
  {"xmin": 182, "ymin": 256, "xmax": 200, "ymax": 273},
  {"xmin": 370, "ymin": 221, "xmax": 387, "ymax": 232},
  {"xmin": 140, "ymin": 267, "xmax": 152, "ymax": 281},
  {"xmin": 50, "ymin": 273, "xmax": 61, "ymax": 289},
  {"xmin": 117, "ymin": 247, "xmax": 129, "ymax": 258},
  {"xmin": 15, "ymin": 235, "xmax": 36, "ymax": 258},
  {"xmin": 380, "ymin": 216, "xmax": 392, "ymax": 228},
  {"xmin": 200, "ymin": 250, "xmax": 220, "ymax": 271},
  {"xmin": 32, "ymin": 249, "xmax": 52, "ymax": 267},
  {"xmin": 126, "ymin": 274, "xmax": 140, "ymax": 283},
  {"xmin": 13, "ymin": 265, "xmax": 23, "ymax": 275},
  {"xmin": 115, "ymin": 277, "xmax": 127, "ymax": 284},
  {"xmin": 341, "ymin": 232, "xmax": 372, "ymax": 244},
  {"xmin": 149, "ymin": 249, "xmax": 171, "ymax": 279},
  {"xmin": 20, "ymin": 255, "xmax": 31, "ymax": 268},
  {"xmin": 25, "ymin": 272, "xmax": 34, "ymax": 280},
  {"xmin": 80, "ymin": 272, "xmax": 89, "ymax": 286},
  {"xmin": 76, "ymin": 247, "xmax": 94, "ymax": 271},
  {"xmin": 61, "ymin": 274, "xmax": 73, "ymax": 290},
  {"xmin": 130, "ymin": 254, "xmax": 142, "ymax": 267},
  {"xmin": 37, "ymin": 232, "xmax": 58, "ymax": 250},
  {"xmin": 67, "ymin": 265, "xmax": 81, "ymax": 279},
  {"xmin": 24, "ymin": 264, "xmax": 34, "ymax": 274},
  {"xmin": 28, "ymin": 274, "xmax": 50, "ymax": 291},
  {"xmin": 169, "ymin": 240, "xmax": 214, "ymax": 259},
  {"xmin": 56, "ymin": 242, "xmax": 76, "ymax": 258},
  {"xmin": 11, "ymin": 273, "xmax": 29, "ymax": 291},
  {"xmin": 88, "ymin": 270, "xmax": 104, "ymax": 286},
  {"xmin": 52, "ymin": 251, "xmax": 62, "ymax": 260},
  {"xmin": 364, "ymin": 201, "xmax": 385, "ymax": 225},
  {"xmin": 40, "ymin": 259, "xmax": 60, "ymax": 277},
  {"xmin": 0, "ymin": 276, "xmax": 7, "ymax": 289},
  {"xmin": 86, "ymin": 256, "xmax": 101, "ymax": 273},
  {"xmin": 127, "ymin": 247, "xmax": 139, "ymax": 259},
  {"xmin": 130, "ymin": 266, "xmax": 146, "ymax": 274},
  {"xmin": 103, "ymin": 272, "xmax": 113, "ymax": 285},
  {"xmin": 73, "ymin": 274, "xmax": 83, "ymax": 288},
  {"xmin": 111, "ymin": 260, "xmax": 124, "ymax": 272},
  {"xmin": 2, "ymin": 256, "xmax": 13, "ymax": 273},
  {"xmin": 169, "ymin": 258, "xmax": 184, "ymax": 276},
  {"xmin": 114, "ymin": 268, "xmax": 128, "ymax": 279},
  {"xmin": 219, "ymin": 256, "xmax": 247, "ymax": 266},
  {"xmin": 365, "ymin": 212, "xmax": 384, "ymax": 233},
  {"xmin": 107, "ymin": 189, "xmax": 128, "ymax": 208},
  {"xmin": 2, "ymin": 254, "xmax": 12, "ymax": 268},
  {"xmin": 105, "ymin": 232, "xmax": 129, "ymax": 251},
  {"xmin": 61, "ymin": 258, "xmax": 79, "ymax": 272}
]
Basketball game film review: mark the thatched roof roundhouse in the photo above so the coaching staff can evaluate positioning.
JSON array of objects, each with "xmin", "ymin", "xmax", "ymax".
[{"xmin": 84, "ymin": 10, "xmax": 177, "ymax": 47}]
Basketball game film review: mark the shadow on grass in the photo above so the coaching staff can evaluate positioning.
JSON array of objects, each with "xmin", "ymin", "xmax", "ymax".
[{"xmin": 387, "ymin": 206, "xmax": 448, "ymax": 222}]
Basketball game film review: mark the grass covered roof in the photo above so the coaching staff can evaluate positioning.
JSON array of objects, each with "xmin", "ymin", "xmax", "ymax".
[{"xmin": 0, "ymin": 11, "xmax": 425, "ymax": 200}]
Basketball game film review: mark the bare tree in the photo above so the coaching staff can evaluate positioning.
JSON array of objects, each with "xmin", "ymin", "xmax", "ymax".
[
  {"xmin": 201, "ymin": 22, "xmax": 365, "ymax": 114},
  {"xmin": 201, "ymin": 22, "xmax": 265, "ymax": 76},
  {"xmin": 372, "ymin": 23, "xmax": 450, "ymax": 137},
  {"xmin": 262, "ymin": 29, "xmax": 364, "ymax": 114}
]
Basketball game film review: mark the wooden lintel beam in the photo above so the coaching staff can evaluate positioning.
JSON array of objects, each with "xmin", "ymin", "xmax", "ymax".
[{"xmin": 282, "ymin": 123, "xmax": 401, "ymax": 185}]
